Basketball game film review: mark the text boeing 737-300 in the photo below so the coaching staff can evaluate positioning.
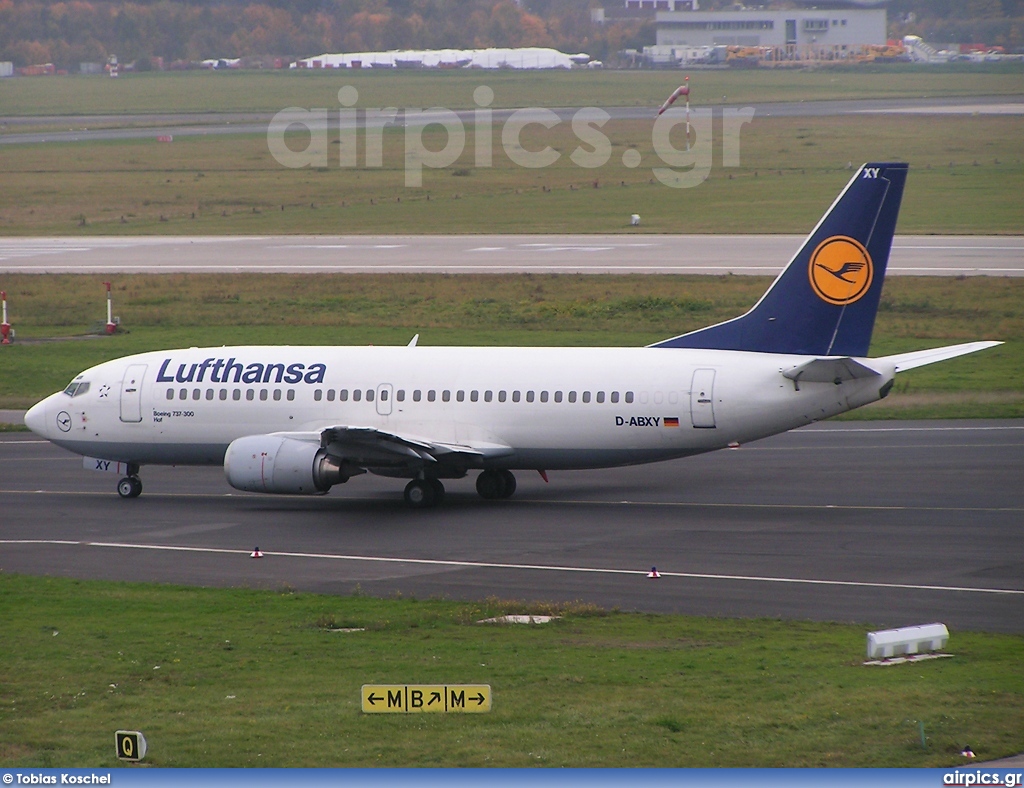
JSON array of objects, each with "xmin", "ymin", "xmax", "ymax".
[{"xmin": 25, "ymin": 163, "xmax": 1000, "ymax": 508}]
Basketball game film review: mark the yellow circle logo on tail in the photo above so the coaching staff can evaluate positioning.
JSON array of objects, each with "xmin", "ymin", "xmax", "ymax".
[{"xmin": 808, "ymin": 236, "xmax": 873, "ymax": 305}]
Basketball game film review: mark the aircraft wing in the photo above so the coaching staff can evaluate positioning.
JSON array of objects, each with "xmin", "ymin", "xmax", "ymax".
[
  {"xmin": 270, "ymin": 426, "xmax": 514, "ymax": 469},
  {"xmin": 878, "ymin": 341, "xmax": 1003, "ymax": 372}
]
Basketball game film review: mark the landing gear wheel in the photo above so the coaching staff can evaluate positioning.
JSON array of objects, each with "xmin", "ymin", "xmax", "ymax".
[
  {"xmin": 476, "ymin": 469, "xmax": 504, "ymax": 500},
  {"xmin": 117, "ymin": 476, "xmax": 142, "ymax": 499},
  {"xmin": 498, "ymin": 469, "xmax": 516, "ymax": 499},
  {"xmin": 404, "ymin": 478, "xmax": 438, "ymax": 509},
  {"xmin": 428, "ymin": 478, "xmax": 445, "ymax": 504},
  {"xmin": 476, "ymin": 469, "xmax": 516, "ymax": 500}
]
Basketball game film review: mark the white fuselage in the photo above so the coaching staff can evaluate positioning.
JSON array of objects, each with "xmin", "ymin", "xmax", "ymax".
[{"xmin": 26, "ymin": 344, "xmax": 894, "ymax": 471}]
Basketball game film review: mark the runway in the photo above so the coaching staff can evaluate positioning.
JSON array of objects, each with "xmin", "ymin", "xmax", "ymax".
[
  {"xmin": 2, "ymin": 420, "xmax": 1022, "ymax": 633},
  {"xmin": 2, "ymin": 95, "xmax": 1022, "ymax": 145},
  {"xmin": 1, "ymin": 234, "xmax": 1021, "ymax": 275}
]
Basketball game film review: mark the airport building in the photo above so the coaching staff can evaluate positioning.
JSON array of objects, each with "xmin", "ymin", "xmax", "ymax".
[{"xmin": 655, "ymin": 8, "xmax": 886, "ymax": 49}]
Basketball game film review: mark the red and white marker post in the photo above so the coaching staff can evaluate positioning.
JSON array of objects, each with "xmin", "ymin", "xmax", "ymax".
[
  {"xmin": 1, "ymin": 291, "xmax": 11, "ymax": 345},
  {"xmin": 104, "ymin": 282, "xmax": 117, "ymax": 334}
]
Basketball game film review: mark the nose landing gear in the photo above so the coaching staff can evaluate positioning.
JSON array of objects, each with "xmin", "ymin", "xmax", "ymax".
[
  {"xmin": 117, "ymin": 463, "xmax": 143, "ymax": 498},
  {"xmin": 117, "ymin": 475, "xmax": 143, "ymax": 499}
]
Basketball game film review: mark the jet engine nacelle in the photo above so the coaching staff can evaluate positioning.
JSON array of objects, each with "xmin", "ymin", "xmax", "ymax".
[{"xmin": 224, "ymin": 435, "xmax": 346, "ymax": 494}]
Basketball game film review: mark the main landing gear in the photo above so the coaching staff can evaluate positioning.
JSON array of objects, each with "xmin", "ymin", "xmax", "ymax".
[
  {"xmin": 476, "ymin": 469, "xmax": 516, "ymax": 501},
  {"xmin": 402, "ymin": 470, "xmax": 517, "ymax": 508},
  {"xmin": 404, "ymin": 477, "xmax": 446, "ymax": 509},
  {"xmin": 117, "ymin": 463, "xmax": 143, "ymax": 499}
]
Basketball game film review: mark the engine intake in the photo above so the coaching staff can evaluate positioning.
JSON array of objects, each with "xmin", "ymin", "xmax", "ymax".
[{"xmin": 224, "ymin": 435, "xmax": 347, "ymax": 494}]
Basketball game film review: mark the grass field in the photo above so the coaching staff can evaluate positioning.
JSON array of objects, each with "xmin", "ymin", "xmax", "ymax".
[
  {"xmin": 2, "ymin": 66, "xmax": 1024, "ymax": 118},
  {"xmin": 0, "ymin": 273, "xmax": 1020, "ymax": 418},
  {"xmin": 1, "ymin": 114, "xmax": 1022, "ymax": 235},
  {"xmin": 1, "ymin": 574, "xmax": 1021, "ymax": 768}
]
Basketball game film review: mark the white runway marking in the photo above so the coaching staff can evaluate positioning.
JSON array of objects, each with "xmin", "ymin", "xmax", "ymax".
[{"xmin": 2, "ymin": 539, "xmax": 1021, "ymax": 596}]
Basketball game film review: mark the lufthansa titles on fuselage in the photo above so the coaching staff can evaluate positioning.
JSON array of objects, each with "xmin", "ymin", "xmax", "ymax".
[{"xmin": 156, "ymin": 357, "xmax": 327, "ymax": 386}]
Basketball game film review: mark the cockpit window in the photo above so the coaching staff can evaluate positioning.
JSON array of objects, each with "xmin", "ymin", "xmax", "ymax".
[{"xmin": 62, "ymin": 381, "xmax": 90, "ymax": 397}]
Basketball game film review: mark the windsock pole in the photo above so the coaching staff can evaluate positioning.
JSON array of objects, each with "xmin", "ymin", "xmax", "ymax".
[
  {"xmin": 104, "ymin": 282, "xmax": 117, "ymax": 334},
  {"xmin": 1, "ymin": 291, "xmax": 11, "ymax": 345}
]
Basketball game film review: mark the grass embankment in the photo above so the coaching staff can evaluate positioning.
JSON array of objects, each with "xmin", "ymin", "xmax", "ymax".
[
  {"xmin": 0, "ymin": 114, "xmax": 1021, "ymax": 235},
  {"xmin": 2, "ymin": 66, "xmax": 1024, "ymax": 118},
  {"xmin": 0, "ymin": 274, "xmax": 1020, "ymax": 418},
  {"xmin": 0, "ymin": 574, "xmax": 1021, "ymax": 768}
]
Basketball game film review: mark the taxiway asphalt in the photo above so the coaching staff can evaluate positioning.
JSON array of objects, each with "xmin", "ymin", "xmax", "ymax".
[{"xmin": 2, "ymin": 420, "xmax": 1021, "ymax": 633}]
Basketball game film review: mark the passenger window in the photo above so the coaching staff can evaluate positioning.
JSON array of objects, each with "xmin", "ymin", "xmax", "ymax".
[
  {"xmin": 206, "ymin": 389, "xmax": 214, "ymax": 400},
  {"xmin": 220, "ymin": 389, "xmax": 228, "ymax": 401},
  {"xmin": 366, "ymin": 389, "xmax": 374, "ymax": 402},
  {"xmin": 428, "ymin": 390, "xmax": 436, "ymax": 402},
  {"xmin": 471, "ymin": 390, "xmax": 479, "ymax": 402},
  {"xmin": 540, "ymin": 391, "xmax": 549, "ymax": 402},
  {"xmin": 654, "ymin": 392, "xmax": 663, "ymax": 404},
  {"xmin": 597, "ymin": 391, "xmax": 605, "ymax": 403},
  {"xmin": 498, "ymin": 391, "xmax": 507, "ymax": 402},
  {"xmin": 526, "ymin": 391, "xmax": 534, "ymax": 402},
  {"xmin": 273, "ymin": 390, "xmax": 282, "ymax": 401},
  {"xmin": 442, "ymin": 390, "xmax": 451, "ymax": 402},
  {"xmin": 246, "ymin": 390, "xmax": 254, "ymax": 401},
  {"xmin": 568, "ymin": 391, "xmax": 577, "ymax": 403},
  {"xmin": 639, "ymin": 392, "xmax": 649, "ymax": 404},
  {"xmin": 397, "ymin": 390, "xmax": 405, "ymax": 402},
  {"xmin": 340, "ymin": 390, "xmax": 349, "ymax": 401},
  {"xmin": 166, "ymin": 389, "xmax": 174, "ymax": 400},
  {"xmin": 611, "ymin": 392, "xmax": 620, "ymax": 403},
  {"xmin": 286, "ymin": 390, "xmax": 294, "ymax": 401},
  {"xmin": 233, "ymin": 389, "xmax": 241, "ymax": 401},
  {"xmin": 554, "ymin": 391, "xmax": 563, "ymax": 403},
  {"xmin": 512, "ymin": 391, "xmax": 521, "ymax": 403},
  {"xmin": 413, "ymin": 390, "xmax": 422, "ymax": 402},
  {"xmin": 456, "ymin": 390, "xmax": 465, "ymax": 402},
  {"xmin": 353, "ymin": 390, "xmax": 362, "ymax": 402},
  {"xmin": 484, "ymin": 391, "xmax": 493, "ymax": 402},
  {"xmin": 380, "ymin": 389, "xmax": 388, "ymax": 402},
  {"xmin": 327, "ymin": 389, "xmax": 335, "ymax": 402},
  {"xmin": 259, "ymin": 390, "xmax": 268, "ymax": 401},
  {"xmin": 314, "ymin": 390, "xmax": 323, "ymax": 401},
  {"xmin": 625, "ymin": 392, "xmax": 634, "ymax": 403},
  {"xmin": 192, "ymin": 389, "xmax": 201, "ymax": 400},
  {"xmin": 582, "ymin": 392, "xmax": 591, "ymax": 403},
  {"xmin": 179, "ymin": 389, "xmax": 187, "ymax": 400}
]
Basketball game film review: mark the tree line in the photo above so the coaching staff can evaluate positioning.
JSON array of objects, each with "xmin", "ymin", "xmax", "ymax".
[{"xmin": 1, "ymin": 0, "xmax": 1021, "ymax": 70}]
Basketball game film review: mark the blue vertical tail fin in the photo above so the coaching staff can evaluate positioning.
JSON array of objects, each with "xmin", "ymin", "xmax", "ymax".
[{"xmin": 651, "ymin": 162, "xmax": 908, "ymax": 357}]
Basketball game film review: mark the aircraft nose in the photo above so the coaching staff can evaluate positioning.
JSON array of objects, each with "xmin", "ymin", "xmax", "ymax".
[{"xmin": 24, "ymin": 397, "xmax": 49, "ymax": 436}]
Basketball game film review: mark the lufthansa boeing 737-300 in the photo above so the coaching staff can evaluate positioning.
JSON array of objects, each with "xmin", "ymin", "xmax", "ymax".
[{"xmin": 25, "ymin": 163, "xmax": 1000, "ymax": 508}]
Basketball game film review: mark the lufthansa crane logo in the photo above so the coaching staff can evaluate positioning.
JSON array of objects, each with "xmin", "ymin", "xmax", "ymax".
[{"xmin": 808, "ymin": 236, "xmax": 873, "ymax": 306}]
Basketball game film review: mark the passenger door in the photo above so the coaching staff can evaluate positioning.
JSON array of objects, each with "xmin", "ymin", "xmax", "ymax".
[{"xmin": 120, "ymin": 364, "xmax": 147, "ymax": 423}]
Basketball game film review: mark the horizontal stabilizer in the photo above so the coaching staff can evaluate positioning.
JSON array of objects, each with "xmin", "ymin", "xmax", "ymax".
[
  {"xmin": 881, "ymin": 341, "xmax": 1002, "ymax": 372},
  {"xmin": 783, "ymin": 357, "xmax": 881, "ymax": 385}
]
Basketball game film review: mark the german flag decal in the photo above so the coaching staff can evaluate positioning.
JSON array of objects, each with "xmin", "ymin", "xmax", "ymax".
[{"xmin": 664, "ymin": 417, "xmax": 680, "ymax": 428}]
